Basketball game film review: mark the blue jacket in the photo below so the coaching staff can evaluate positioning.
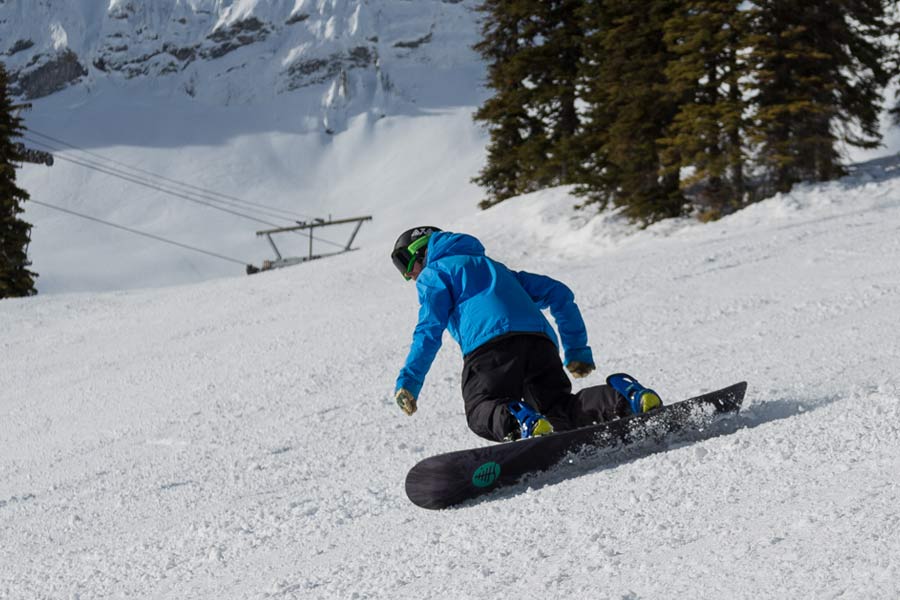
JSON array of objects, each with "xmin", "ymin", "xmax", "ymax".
[{"xmin": 395, "ymin": 231, "xmax": 593, "ymax": 398}]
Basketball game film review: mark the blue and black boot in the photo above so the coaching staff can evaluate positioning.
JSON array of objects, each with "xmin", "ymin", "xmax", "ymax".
[
  {"xmin": 506, "ymin": 401, "xmax": 554, "ymax": 441},
  {"xmin": 606, "ymin": 373, "xmax": 663, "ymax": 414}
]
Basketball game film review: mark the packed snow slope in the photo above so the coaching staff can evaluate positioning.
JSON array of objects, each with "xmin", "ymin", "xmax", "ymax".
[{"xmin": 3, "ymin": 157, "xmax": 900, "ymax": 598}]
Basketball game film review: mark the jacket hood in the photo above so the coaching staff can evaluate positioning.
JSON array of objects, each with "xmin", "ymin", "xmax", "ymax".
[{"xmin": 426, "ymin": 232, "xmax": 485, "ymax": 264}]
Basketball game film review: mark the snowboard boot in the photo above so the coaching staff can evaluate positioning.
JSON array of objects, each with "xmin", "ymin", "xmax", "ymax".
[
  {"xmin": 606, "ymin": 373, "xmax": 663, "ymax": 414},
  {"xmin": 506, "ymin": 401, "xmax": 554, "ymax": 441}
]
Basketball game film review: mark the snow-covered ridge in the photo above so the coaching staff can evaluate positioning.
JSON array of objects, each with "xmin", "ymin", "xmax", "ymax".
[{"xmin": 1, "ymin": 0, "xmax": 482, "ymax": 128}]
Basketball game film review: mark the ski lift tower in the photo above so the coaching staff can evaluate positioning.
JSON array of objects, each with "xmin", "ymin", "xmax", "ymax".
[{"xmin": 248, "ymin": 215, "xmax": 373, "ymax": 274}]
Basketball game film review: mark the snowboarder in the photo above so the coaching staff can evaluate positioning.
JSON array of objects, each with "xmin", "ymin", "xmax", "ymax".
[{"xmin": 391, "ymin": 227, "xmax": 662, "ymax": 443}]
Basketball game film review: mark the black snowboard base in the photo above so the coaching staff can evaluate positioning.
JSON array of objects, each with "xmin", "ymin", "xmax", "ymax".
[{"xmin": 405, "ymin": 381, "xmax": 747, "ymax": 509}]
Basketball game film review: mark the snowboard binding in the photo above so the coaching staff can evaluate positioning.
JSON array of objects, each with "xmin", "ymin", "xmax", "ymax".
[
  {"xmin": 506, "ymin": 401, "xmax": 554, "ymax": 440},
  {"xmin": 606, "ymin": 373, "xmax": 663, "ymax": 414}
]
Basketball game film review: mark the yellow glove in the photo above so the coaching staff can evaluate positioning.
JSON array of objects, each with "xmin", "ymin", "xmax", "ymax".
[
  {"xmin": 395, "ymin": 388, "xmax": 417, "ymax": 416},
  {"xmin": 566, "ymin": 361, "xmax": 595, "ymax": 379}
]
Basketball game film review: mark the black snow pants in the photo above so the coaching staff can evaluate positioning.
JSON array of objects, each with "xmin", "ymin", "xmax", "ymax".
[{"xmin": 461, "ymin": 333, "xmax": 630, "ymax": 442}]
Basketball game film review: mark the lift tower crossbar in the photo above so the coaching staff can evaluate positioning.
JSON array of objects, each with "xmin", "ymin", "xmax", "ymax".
[{"xmin": 249, "ymin": 215, "xmax": 373, "ymax": 274}]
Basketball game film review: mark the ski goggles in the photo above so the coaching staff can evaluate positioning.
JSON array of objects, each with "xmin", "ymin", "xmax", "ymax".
[{"xmin": 391, "ymin": 235, "xmax": 431, "ymax": 280}]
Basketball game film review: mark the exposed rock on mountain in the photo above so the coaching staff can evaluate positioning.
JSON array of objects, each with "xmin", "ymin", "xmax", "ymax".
[
  {"xmin": 0, "ymin": 0, "xmax": 484, "ymax": 131},
  {"xmin": 202, "ymin": 17, "xmax": 271, "ymax": 60},
  {"xmin": 9, "ymin": 48, "xmax": 88, "ymax": 99}
]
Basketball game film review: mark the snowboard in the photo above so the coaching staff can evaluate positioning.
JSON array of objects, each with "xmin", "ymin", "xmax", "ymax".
[{"xmin": 405, "ymin": 381, "xmax": 747, "ymax": 509}]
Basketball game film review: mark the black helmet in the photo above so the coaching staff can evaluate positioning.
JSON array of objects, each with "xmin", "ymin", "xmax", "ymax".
[{"xmin": 391, "ymin": 226, "xmax": 441, "ymax": 279}]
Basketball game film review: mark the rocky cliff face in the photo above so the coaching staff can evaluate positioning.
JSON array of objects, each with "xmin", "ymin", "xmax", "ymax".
[{"xmin": 1, "ymin": 0, "xmax": 483, "ymax": 129}]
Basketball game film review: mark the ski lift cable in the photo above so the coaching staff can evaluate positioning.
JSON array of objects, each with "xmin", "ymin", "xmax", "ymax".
[
  {"xmin": 24, "ymin": 138, "xmax": 350, "ymax": 251},
  {"xmin": 27, "ymin": 128, "xmax": 315, "ymax": 221},
  {"xmin": 29, "ymin": 199, "xmax": 252, "ymax": 267},
  {"xmin": 27, "ymin": 131, "xmax": 308, "ymax": 220},
  {"xmin": 23, "ymin": 136, "xmax": 304, "ymax": 223},
  {"xmin": 33, "ymin": 147, "xmax": 288, "ymax": 226}
]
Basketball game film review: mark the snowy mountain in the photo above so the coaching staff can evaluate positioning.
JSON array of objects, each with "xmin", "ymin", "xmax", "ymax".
[
  {"xmin": 3, "ymin": 162, "xmax": 900, "ymax": 598},
  {"xmin": 8, "ymin": 0, "xmax": 490, "ymax": 294},
  {"xmin": 2, "ymin": 0, "xmax": 483, "ymax": 130}
]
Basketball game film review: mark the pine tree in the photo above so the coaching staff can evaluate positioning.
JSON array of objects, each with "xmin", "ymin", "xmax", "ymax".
[
  {"xmin": 472, "ymin": 1, "xmax": 534, "ymax": 206},
  {"xmin": 522, "ymin": 0, "xmax": 584, "ymax": 187},
  {"xmin": 746, "ymin": 0, "xmax": 893, "ymax": 195},
  {"xmin": 0, "ymin": 63, "xmax": 38, "ymax": 299},
  {"xmin": 577, "ymin": 0, "xmax": 685, "ymax": 225},
  {"xmin": 884, "ymin": 9, "xmax": 900, "ymax": 125},
  {"xmin": 660, "ymin": 1, "xmax": 750, "ymax": 220},
  {"xmin": 473, "ymin": 0, "xmax": 584, "ymax": 208}
]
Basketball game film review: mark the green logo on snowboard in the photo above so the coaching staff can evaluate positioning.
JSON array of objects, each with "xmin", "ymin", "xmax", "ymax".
[{"xmin": 472, "ymin": 461, "xmax": 501, "ymax": 488}]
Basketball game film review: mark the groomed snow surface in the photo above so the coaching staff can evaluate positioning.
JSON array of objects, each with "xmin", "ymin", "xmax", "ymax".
[{"xmin": 4, "ymin": 151, "xmax": 900, "ymax": 598}]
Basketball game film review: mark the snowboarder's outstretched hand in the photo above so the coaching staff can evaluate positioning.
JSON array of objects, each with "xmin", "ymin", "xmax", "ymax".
[
  {"xmin": 395, "ymin": 388, "xmax": 417, "ymax": 416},
  {"xmin": 566, "ymin": 361, "xmax": 595, "ymax": 379}
]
